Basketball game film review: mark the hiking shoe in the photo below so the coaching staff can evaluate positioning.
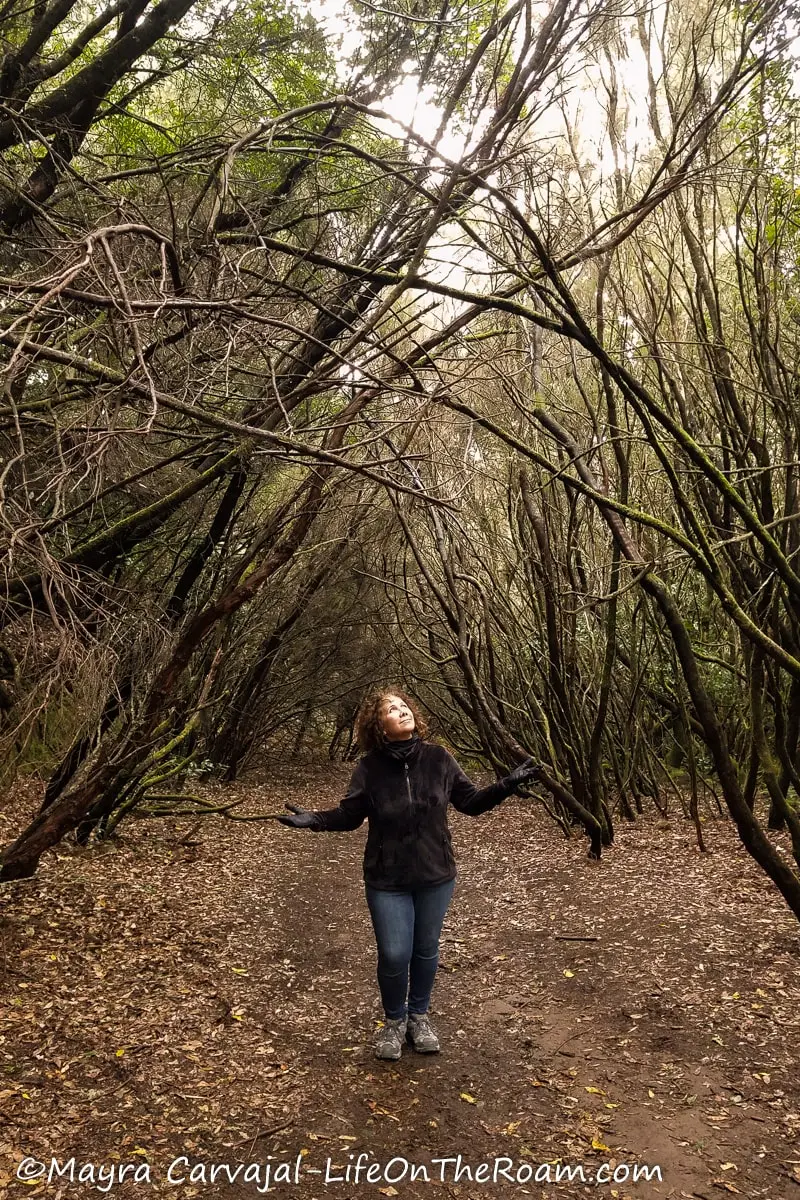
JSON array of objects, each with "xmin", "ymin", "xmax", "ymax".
[
  {"xmin": 406, "ymin": 1012, "xmax": 440, "ymax": 1053},
  {"xmin": 374, "ymin": 1016, "xmax": 407, "ymax": 1060}
]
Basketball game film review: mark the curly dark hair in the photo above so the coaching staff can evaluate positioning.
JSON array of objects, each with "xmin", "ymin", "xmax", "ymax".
[{"xmin": 355, "ymin": 685, "xmax": 430, "ymax": 753}]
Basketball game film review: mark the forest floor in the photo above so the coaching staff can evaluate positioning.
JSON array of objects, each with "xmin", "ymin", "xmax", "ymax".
[{"xmin": 1, "ymin": 763, "xmax": 800, "ymax": 1200}]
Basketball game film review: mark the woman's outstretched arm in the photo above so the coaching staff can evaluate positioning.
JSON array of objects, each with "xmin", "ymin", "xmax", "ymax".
[
  {"xmin": 292, "ymin": 761, "xmax": 370, "ymax": 831},
  {"xmin": 446, "ymin": 751, "xmax": 537, "ymax": 817}
]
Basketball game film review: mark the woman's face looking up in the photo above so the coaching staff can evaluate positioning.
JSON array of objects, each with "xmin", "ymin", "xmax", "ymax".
[{"xmin": 380, "ymin": 694, "xmax": 415, "ymax": 741}]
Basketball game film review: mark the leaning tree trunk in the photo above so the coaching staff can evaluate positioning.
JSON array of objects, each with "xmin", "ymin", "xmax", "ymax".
[
  {"xmin": 0, "ymin": 473, "xmax": 329, "ymax": 881},
  {"xmin": 536, "ymin": 409, "xmax": 800, "ymax": 922}
]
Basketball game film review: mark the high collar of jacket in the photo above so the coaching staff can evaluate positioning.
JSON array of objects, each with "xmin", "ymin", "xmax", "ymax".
[{"xmin": 378, "ymin": 729, "xmax": 422, "ymax": 765}]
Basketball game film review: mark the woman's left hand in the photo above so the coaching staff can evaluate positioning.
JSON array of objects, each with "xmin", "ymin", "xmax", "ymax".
[{"xmin": 503, "ymin": 756, "xmax": 538, "ymax": 792}]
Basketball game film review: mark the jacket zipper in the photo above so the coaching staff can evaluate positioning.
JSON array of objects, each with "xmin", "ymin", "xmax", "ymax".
[{"xmin": 404, "ymin": 761, "xmax": 413, "ymax": 809}]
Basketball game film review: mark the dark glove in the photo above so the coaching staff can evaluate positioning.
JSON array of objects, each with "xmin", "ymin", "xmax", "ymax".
[
  {"xmin": 502, "ymin": 756, "xmax": 538, "ymax": 794},
  {"xmin": 277, "ymin": 802, "xmax": 319, "ymax": 829}
]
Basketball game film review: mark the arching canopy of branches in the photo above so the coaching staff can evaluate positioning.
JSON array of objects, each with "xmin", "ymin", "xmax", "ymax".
[{"xmin": 2, "ymin": 0, "xmax": 800, "ymax": 922}]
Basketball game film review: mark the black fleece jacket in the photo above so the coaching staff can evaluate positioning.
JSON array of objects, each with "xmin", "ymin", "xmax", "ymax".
[{"xmin": 309, "ymin": 736, "xmax": 516, "ymax": 890}]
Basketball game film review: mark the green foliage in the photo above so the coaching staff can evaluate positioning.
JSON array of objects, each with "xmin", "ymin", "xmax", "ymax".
[{"xmin": 90, "ymin": 0, "xmax": 335, "ymax": 166}]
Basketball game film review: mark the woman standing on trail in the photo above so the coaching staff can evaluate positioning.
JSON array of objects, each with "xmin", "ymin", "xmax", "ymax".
[{"xmin": 278, "ymin": 687, "xmax": 536, "ymax": 1061}]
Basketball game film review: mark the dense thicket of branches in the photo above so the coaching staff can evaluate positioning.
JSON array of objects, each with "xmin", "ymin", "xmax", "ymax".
[{"xmin": 2, "ymin": 0, "xmax": 799, "ymax": 920}]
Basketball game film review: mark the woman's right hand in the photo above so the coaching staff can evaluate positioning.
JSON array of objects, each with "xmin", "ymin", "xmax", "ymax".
[{"xmin": 278, "ymin": 802, "xmax": 319, "ymax": 829}]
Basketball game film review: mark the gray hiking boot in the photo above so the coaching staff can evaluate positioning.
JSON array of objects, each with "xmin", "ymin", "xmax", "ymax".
[
  {"xmin": 374, "ymin": 1016, "xmax": 407, "ymax": 1060},
  {"xmin": 406, "ymin": 1012, "xmax": 440, "ymax": 1053}
]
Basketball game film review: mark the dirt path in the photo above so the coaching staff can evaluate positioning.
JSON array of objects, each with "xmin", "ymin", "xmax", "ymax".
[{"xmin": 1, "ymin": 763, "xmax": 799, "ymax": 1199}]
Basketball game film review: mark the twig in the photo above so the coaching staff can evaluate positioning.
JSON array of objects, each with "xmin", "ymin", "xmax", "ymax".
[
  {"xmin": 244, "ymin": 1121, "xmax": 294, "ymax": 1157},
  {"xmin": 176, "ymin": 819, "xmax": 205, "ymax": 846}
]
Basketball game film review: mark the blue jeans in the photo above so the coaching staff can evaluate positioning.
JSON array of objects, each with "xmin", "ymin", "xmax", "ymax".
[{"xmin": 365, "ymin": 879, "xmax": 456, "ymax": 1020}]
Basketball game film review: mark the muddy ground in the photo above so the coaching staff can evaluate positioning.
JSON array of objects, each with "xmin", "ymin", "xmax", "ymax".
[{"xmin": 1, "ymin": 762, "xmax": 799, "ymax": 1200}]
